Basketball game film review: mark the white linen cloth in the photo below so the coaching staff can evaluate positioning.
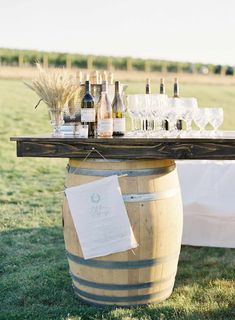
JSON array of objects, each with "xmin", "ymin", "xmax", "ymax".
[
  {"xmin": 177, "ymin": 160, "xmax": 235, "ymax": 248},
  {"xmin": 65, "ymin": 175, "xmax": 138, "ymax": 259}
]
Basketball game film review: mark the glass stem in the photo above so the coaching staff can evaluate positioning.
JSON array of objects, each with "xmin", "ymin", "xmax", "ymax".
[
  {"xmin": 143, "ymin": 119, "xmax": 146, "ymax": 131},
  {"xmin": 131, "ymin": 118, "xmax": 134, "ymax": 131}
]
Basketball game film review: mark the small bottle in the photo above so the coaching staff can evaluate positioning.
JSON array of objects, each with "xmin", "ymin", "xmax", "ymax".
[
  {"xmin": 173, "ymin": 78, "xmax": 182, "ymax": 130},
  {"xmin": 160, "ymin": 78, "xmax": 168, "ymax": 130},
  {"xmin": 160, "ymin": 78, "xmax": 166, "ymax": 94},
  {"xmin": 146, "ymin": 78, "xmax": 151, "ymax": 94},
  {"xmin": 145, "ymin": 79, "xmax": 151, "ymax": 130},
  {"xmin": 97, "ymin": 81, "xmax": 113, "ymax": 137},
  {"xmin": 81, "ymin": 80, "xmax": 96, "ymax": 137},
  {"xmin": 173, "ymin": 77, "xmax": 180, "ymax": 98},
  {"xmin": 112, "ymin": 81, "xmax": 126, "ymax": 136}
]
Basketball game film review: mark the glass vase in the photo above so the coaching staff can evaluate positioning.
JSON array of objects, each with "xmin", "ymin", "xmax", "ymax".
[{"xmin": 48, "ymin": 108, "xmax": 64, "ymax": 137}]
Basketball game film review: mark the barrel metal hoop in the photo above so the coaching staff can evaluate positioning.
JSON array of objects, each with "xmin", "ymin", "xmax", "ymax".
[
  {"xmin": 67, "ymin": 164, "xmax": 176, "ymax": 177},
  {"xmin": 73, "ymin": 284, "xmax": 173, "ymax": 303},
  {"xmin": 70, "ymin": 270, "xmax": 175, "ymax": 290},
  {"xmin": 64, "ymin": 188, "xmax": 180, "ymax": 202},
  {"xmin": 66, "ymin": 250, "xmax": 179, "ymax": 269},
  {"xmin": 123, "ymin": 188, "xmax": 179, "ymax": 202}
]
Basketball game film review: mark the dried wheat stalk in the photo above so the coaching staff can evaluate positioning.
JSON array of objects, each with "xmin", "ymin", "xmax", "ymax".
[{"xmin": 24, "ymin": 63, "xmax": 78, "ymax": 111}]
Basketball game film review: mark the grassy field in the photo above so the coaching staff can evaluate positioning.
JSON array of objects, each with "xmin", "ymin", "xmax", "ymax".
[{"xmin": 0, "ymin": 78, "xmax": 235, "ymax": 320}]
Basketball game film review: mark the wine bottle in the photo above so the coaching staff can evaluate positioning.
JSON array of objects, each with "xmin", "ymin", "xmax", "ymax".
[
  {"xmin": 97, "ymin": 81, "xmax": 113, "ymax": 137},
  {"xmin": 112, "ymin": 81, "xmax": 125, "ymax": 136},
  {"xmin": 160, "ymin": 77, "xmax": 166, "ymax": 94},
  {"xmin": 145, "ymin": 79, "xmax": 151, "ymax": 130},
  {"xmin": 160, "ymin": 78, "xmax": 168, "ymax": 130},
  {"xmin": 81, "ymin": 80, "xmax": 96, "ymax": 137},
  {"xmin": 146, "ymin": 78, "xmax": 151, "ymax": 94},
  {"xmin": 173, "ymin": 78, "xmax": 182, "ymax": 130}
]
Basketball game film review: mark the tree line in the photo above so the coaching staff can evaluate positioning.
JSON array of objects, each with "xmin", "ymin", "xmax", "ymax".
[{"xmin": 0, "ymin": 48, "xmax": 233, "ymax": 75}]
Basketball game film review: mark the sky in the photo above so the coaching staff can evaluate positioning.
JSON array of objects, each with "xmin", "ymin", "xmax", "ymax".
[{"xmin": 0, "ymin": 0, "xmax": 235, "ymax": 65}]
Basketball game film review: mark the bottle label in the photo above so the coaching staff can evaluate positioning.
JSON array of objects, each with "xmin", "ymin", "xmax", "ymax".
[
  {"xmin": 113, "ymin": 118, "xmax": 125, "ymax": 132},
  {"xmin": 81, "ymin": 108, "xmax": 96, "ymax": 122},
  {"xmin": 98, "ymin": 119, "xmax": 113, "ymax": 133}
]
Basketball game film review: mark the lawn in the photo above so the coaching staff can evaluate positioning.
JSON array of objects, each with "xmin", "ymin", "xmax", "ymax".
[{"xmin": 0, "ymin": 78, "xmax": 235, "ymax": 320}]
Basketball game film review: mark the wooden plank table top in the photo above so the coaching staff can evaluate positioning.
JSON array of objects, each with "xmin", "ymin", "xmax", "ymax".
[{"xmin": 10, "ymin": 132, "xmax": 235, "ymax": 160}]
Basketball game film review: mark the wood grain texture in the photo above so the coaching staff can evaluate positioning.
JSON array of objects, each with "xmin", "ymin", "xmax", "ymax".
[
  {"xmin": 63, "ymin": 159, "xmax": 183, "ymax": 306},
  {"xmin": 10, "ymin": 134, "xmax": 235, "ymax": 159}
]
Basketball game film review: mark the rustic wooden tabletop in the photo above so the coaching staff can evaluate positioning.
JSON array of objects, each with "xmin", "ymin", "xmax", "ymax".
[{"xmin": 10, "ymin": 132, "xmax": 235, "ymax": 160}]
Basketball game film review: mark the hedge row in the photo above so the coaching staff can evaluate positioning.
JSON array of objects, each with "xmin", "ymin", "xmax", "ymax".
[{"xmin": 0, "ymin": 48, "xmax": 233, "ymax": 75}]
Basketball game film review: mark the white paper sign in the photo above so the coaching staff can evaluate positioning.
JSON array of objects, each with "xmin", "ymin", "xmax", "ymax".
[{"xmin": 65, "ymin": 175, "xmax": 138, "ymax": 259}]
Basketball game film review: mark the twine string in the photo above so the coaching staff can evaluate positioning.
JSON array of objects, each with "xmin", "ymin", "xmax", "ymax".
[{"xmin": 58, "ymin": 148, "xmax": 128, "ymax": 194}]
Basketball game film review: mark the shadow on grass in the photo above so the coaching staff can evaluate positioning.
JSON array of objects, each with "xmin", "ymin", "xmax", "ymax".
[{"xmin": 0, "ymin": 226, "xmax": 234, "ymax": 320}]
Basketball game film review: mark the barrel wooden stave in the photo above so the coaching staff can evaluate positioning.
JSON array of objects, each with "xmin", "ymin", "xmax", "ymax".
[{"xmin": 63, "ymin": 159, "xmax": 183, "ymax": 306}]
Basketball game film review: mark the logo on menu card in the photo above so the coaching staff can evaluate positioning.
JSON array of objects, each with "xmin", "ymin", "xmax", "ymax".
[
  {"xmin": 89, "ymin": 193, "xmax": 110, "ymax": 218},
  {"xmin": 91, "ymin": 193, "xmax": 101, "ymax": 203}
]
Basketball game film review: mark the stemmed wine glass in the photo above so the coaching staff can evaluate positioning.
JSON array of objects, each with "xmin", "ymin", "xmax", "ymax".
[
  {"xmin": 137, "ymin": 94, "xmax": 149, "ymax": 136},
  {"xmin": 127, "ymin": 95, "xmax": 140, "ymax": 136},
  {"xmin": 193, "ymin": 108, "xmax": 210, "ymax": 136},
  {"xmin": 180, "ymin": 98, "xmax": 198, "ymax": 136},
  {"xmin": 208, "ymin": 107, "xmax": 224, "ymax": 136},
  {"xmin": 149, "ymin": 94, "xmax": 164, "ymax": 136}
]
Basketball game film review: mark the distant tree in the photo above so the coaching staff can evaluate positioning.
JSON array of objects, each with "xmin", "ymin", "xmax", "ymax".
[
  {"xmin": 214, "ymin": 65, "xmax": 222, "ymax": 74},
  {"xmin": 225, "ymin": 66, "xmax": 234, "ymax": 76}
]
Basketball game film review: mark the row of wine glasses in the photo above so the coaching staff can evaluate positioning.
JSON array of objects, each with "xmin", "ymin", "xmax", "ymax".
[{"xmin": 127, "ymin": 94, "xmax": 224, "ymax": 137}]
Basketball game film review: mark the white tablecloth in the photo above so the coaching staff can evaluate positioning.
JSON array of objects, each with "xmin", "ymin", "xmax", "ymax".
[{"xmin": 177, "ymin": 160, "xmax": 235, "ymax": 248}]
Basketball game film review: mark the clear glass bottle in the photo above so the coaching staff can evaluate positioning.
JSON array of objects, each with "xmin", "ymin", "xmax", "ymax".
[
  {"xmin": 112, "ymin": 81, "xmax": 126, "ymax": 136},
  {"xmin": 97, "ymin": 81, "xmax": 113, "ymax": 137}
]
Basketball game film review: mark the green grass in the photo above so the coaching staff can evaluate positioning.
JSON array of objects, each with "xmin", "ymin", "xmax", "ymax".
[{"xmin": 0, "ymin": 79, "xmax": 235, "ymax": 320}]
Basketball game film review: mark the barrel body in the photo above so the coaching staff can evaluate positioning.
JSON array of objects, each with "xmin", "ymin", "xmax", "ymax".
[{"xmin": 63, "ymin": 159, "xmax": 183, "ymax": 306}]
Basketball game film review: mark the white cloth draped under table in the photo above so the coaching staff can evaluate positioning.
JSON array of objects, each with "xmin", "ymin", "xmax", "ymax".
[{"xmin": 176, "ymin": 160, "xmax": 235, "ymax": 248}]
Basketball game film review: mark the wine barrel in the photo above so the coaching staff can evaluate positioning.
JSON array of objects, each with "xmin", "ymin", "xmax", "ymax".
[{"xmin": 62, "ymin": 158, "xmax": 183, "ymax": 306}]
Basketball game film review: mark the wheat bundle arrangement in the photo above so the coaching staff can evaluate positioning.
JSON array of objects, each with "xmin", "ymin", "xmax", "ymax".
[{"xmin": 24, "ymin": 63, "xmax": 78, "ymax": 111}]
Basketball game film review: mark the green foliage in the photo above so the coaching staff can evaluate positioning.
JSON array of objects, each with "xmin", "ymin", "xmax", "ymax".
[
  {"xmin": 225, "ymin": 66, "xmax": 234, "ymax": 76},
  {"xmin": 71, "ymin": 55, "xmax": 87, "ymax": 68},
  {"xmin": 132, "ymin": 59, "xmax": 145, "ymax": 71},
  {"xmin": 150, "ymin": 61, "xmax": 163, "ymax": 72},
  {"xmin": 214, "ymin": 65, "xmax": 222, "ymax": 75},
  {"xmin": 112, "ymin": 57, "xmax": 127, "ymax": 70},
  {"xmin": 93, "ymin": 56, "xmax": 107, "ymax": 70},
  {"xmin": 1, "ymin": 79, "xmax": 235, "ymax": 319},
  {"xmin": 167, "ymin": 63, "xmax": 178, "ymax": 73},
  {"xmin": 181, "ymin": 63, "xmax": 195, "ymax": 73}
]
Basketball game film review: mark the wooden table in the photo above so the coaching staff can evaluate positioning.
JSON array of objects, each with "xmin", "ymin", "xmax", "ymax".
[{"xmin": 10, "ymin": 132, "xmax": 235, "ymax": 160}]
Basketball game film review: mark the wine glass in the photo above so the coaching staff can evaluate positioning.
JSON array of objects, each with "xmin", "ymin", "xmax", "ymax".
[
  {"xmin": 48, "ymin": 107, "xmax": 65, "ymax": 137},
  {"xmin": 149, "ymin": 94, "xmax": 164, "ymax": 136},
  {"xmin": 208, "ymin": 107, "xmax": 224, "ymax": 136},
  {"xmin": 137, "ymin": 94, "xmax": 149, "ymax": 136},
  {"xmin": 181, "ymin": 98, "xmax": 198, "ymax": 136},
  {"xmin": 193, "ymin": 108, "xmax": 210, "ymax": 136},
  {"xmin": 127, "ymin": 95, "xmax": 140, "ymax": 136}
]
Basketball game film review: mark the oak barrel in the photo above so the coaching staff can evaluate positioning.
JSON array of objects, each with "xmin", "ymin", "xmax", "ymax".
[{"xmin": 62, "ymin": 158, "xmax": 183, "ymax": 306}]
